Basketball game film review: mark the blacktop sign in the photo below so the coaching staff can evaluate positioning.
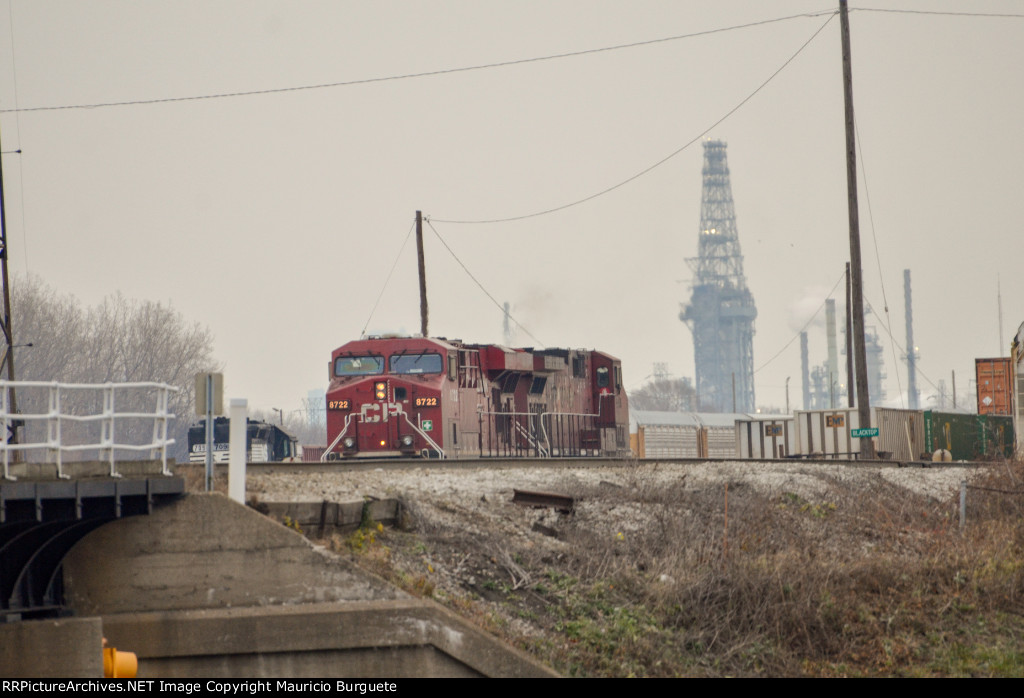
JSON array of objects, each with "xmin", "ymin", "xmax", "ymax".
[{"xmin": 851, "ymin": 427, "xmax": 878, "ymax": 438}]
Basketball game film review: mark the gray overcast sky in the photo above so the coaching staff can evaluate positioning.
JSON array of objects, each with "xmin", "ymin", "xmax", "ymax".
[{"xmin": 0, "ymin": 1, "xmax": 1020, "ymax": 418}]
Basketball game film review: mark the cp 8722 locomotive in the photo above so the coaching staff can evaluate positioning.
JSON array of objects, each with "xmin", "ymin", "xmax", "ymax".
[{"xmin": 323, "ymin": 335, "xmax": 629, "ymax": 459}]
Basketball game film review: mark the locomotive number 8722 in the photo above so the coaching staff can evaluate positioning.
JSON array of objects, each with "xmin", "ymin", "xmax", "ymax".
[{"xmin": 323, "ymin": 335, "xmax": 629, "ymax": 459}]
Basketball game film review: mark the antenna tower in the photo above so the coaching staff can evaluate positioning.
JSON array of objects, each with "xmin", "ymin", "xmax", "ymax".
[{"xmin": 680, "ymin": 140, "xmax": 757, "ymax": 412}]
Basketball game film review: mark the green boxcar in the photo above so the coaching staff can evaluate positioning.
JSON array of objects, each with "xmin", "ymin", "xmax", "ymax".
[{"xmin": 923, "ymin": 411, "xmax": 1014, "ymax": 460}]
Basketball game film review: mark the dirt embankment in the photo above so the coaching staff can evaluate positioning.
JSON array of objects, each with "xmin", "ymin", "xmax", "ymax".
[{"xmin": 249, "ymin": 460, "xmax": 1023, "ymax": 677}]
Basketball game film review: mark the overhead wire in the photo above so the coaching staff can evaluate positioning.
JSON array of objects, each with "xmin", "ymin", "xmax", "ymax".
[
  {"xmin": 0, "ymin": 11, "xmax": 835, "ymax": 115},
  {"xmin": 425, "ymin": 218, "xmax": 544, "ymax": 347},
  {"xmin": 854, "ymin": 117, "xmax": 904, "ymax": 408},
  {"xmin": 359, "ymin": 218, "xmax": 416, "ymax": 338},
  {"xmin": 855, "ymin": 7, "xmax": 1024, "ymax": 19},
  {"xmin": 862, "ymin": 295, "xmax": 944, "ymax": 397},
  {"xmin": 753, "ymin": 271, "xmax": 846, "ymax": 374},
  {"xmin": 431, "ymin": 12, "xmax": 837, "ymax": 225}
]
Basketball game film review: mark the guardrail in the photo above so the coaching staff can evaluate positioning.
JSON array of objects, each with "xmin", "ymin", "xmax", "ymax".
[{"xmin": 0, "ymin": 380, "xmax": 179, "ymax": 480}]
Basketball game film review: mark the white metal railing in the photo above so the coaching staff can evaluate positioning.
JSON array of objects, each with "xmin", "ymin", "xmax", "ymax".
[{"xmin": 0, "ymin": 380, "xmax": 180, "ymax": 481}]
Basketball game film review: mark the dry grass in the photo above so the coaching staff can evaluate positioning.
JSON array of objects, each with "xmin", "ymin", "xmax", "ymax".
[{"xmin": 335, "ymin": 460, "xmax": 1024, "ymax": 677}]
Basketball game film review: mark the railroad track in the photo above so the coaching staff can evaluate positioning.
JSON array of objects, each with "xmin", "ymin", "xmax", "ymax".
[{"xmin": 230, "ymin": 455, "xmax": 971, "ymax": 477}]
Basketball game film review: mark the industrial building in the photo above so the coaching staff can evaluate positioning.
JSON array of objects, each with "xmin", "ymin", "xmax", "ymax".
[{"xmin": 680, "ymin": 140, "xmax": 757, "ymax": 412}]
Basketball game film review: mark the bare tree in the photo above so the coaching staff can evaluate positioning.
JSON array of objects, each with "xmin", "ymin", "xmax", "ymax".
[
  {"xmin": 629, "ymin": 376, "xmax": 697, "ymax": 412},
  {"xmin": 248, "ymin": 401, "xmax": 327, "ymax": 448},
  {"xmin": 10, "ymin": 276, "xmax": 219, "ymax": 460}
]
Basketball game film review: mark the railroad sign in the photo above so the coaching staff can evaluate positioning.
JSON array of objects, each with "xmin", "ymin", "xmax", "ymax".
[
  {"xmin": 764, "ymin": 424, "xmax": 782, "ymax": 437},
  {"xmin": 851, "ymin": 427, "xmax": 878, "ymax": 438},
  {"xmin": 825, "ymin": 414, "xmax": 845, "ymax": 428}
]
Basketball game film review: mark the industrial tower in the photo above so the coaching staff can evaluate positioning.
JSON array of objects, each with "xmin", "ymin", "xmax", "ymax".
[{"xmin": 680, "ymin": 140, "xmax": 757, "ymax": 412}]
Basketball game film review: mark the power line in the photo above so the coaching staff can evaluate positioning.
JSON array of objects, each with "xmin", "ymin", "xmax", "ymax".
[
  {"xmin": 425, "ymin": 218, "xmax": 544, "ymax": 347},
  {"xmin": 754, "ymin": 271, "xmax": 846, "ymax": 375},
  {"xmin": 359, "ymin": 218, "xmax": 416, "ymax": 338},
  {"xmin": 862, "ymin": 295, "xmax": 943, "ymax": 396},
  {"xmin": 432, "ymin": 12, "xmax": 837, "ymax": 225},
  {"xmin": 855, "ymin": 7, "xmax": 1024, "ymax": 19},
  {"xmin": 855, "ymin": 117, "xmax": 904, "ymax": 408},
  {"xmin": 0, "ymin": 12, "xmax": 834, "ymax": 115}
]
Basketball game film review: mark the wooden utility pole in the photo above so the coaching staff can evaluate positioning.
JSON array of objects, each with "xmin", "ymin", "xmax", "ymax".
[
  {"xmin": 415, "ymin": 210, "xmax": 428, "ymax": 337},
  {"xmin": 0, "ymin": 123, "xmax": 19, "ymax": 441},
  {"xmin": 839, "ymin": 0, "xmax": 874, "ymax": 458},
  {"xmin": 846, "ymin": 262, "xmax": 854, "ymax": 408}
]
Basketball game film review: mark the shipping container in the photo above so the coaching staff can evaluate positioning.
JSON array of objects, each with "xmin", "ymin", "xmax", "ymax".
[
  {"xmin": 735, "ymin": 417, "xmax": 795, "ymax": 459},
  {"xmin": 976, "ymin": 357, "xmax": 1012, "ymax": 416},
  {"xmin": 874, "ymin": 407, "xmax": 926, "ymax": 460},
  {"xmin": 923, "ymin": 411, "xmax": 1014, "ymax": 460},
  {"xmin": 793, "ymin": 408, "xmax": 873, "ymax": 459}
]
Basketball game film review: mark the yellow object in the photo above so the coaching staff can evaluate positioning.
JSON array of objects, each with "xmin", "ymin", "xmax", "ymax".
[{"xmin": 103, "ymin": 646, "xmax": 138, "ymax": 678}]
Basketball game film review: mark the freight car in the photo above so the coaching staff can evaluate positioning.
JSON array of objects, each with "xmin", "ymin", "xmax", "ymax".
[{"xmin": 323, "ymin": 335, "xmax": 629, "ymax": 459}]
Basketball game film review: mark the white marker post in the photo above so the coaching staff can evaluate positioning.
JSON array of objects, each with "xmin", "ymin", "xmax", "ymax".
[{"xmin": 228, "ymin": 398, "xmax": 247, "ymax": 504}]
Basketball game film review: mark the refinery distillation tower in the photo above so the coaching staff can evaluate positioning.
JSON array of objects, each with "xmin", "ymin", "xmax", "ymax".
[{"xmin": 680, "ymin": 140, "xmax": 757, "ymax": 412}]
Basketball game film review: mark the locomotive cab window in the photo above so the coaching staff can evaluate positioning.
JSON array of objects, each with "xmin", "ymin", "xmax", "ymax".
[
  {"xmin": 390, "ymin": 353, "xmax": 443, "ymax": 375},
  {"xmin": 448, "ymin": 354, "xmax": 457, "ymax": 381},
  {"xmin": 596, "ymin": 367, "xmax": 610, "ymax": 388},
  {"xmin": 335, "ymin": 356, "xmax": 384, "ymax": 376}
]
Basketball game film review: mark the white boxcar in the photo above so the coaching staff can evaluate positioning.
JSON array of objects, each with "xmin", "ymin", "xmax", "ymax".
[
  {"xmin": 631, "ymin": 410, "xmax": 703, "ymax": 458},
  {"xmin": 735, "ymin": 416, "xmax": 795, "ymax": 459},
  {"xmin": 793, "ymin": 408, "xmax": 874, "ymax": 458},
  {"xmin": 874, "ymin": 407, "xmax": 926, "ymax": 460},
  {"xmin": 697, "ymin": 412, "xmax": 750, "ymax": 458}
]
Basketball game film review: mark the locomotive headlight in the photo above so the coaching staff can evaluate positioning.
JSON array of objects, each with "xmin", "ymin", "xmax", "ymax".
[
  {"xmin": 374, "ymin": 381, "xmax": 387, "ymax": 400},
  {"xmin": 401, "ymin": 435, "xmax": 414, "ymax": 447}
]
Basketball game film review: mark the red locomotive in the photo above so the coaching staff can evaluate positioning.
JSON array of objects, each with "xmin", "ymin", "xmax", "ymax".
[{"xmin": 323, "ymin": 335, "xmax": 629, "ymax": 459}]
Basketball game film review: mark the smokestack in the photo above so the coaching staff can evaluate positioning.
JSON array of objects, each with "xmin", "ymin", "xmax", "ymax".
[
  {"xmin": 503, "ymin": 301, "xmax": 513, "ymax": 345},
  {"xmin": 826, "ymin": 298, "xmax": 838, "ymax": 407},
  {"xmin": 904, "ymin": 270, "xmax": 918, "ymax": 409},
  {"xmin": 801, "ymin": 331, "xmax": 810, "ymax": 410}
]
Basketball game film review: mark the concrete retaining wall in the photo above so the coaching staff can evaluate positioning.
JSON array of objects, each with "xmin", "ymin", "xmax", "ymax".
[
  {"xmin": 0, "ymin": 617, "xmax": 103, "ymax": 678},
  {"xmin": 57, "ymin": 493, "xmax": 554, "ymax": 678},
  {"xmin": 100, "ymin": 601, "xmax": 548, "ymax": 678}
]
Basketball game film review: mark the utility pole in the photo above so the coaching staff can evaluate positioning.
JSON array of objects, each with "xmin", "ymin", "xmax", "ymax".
[
  {"xmin": 839, "ymin": 0, "xmax": 874, "ymax": 459},
  {"xmin": 415, "ymin": 210, "xmax": 428, "ymax": 337},
  {"xmin": 0, "ymin": 123, "xmax": 19, "ymax": 444},
  {"xmin": 846, "ymin": 262, "xmax": 854, "ymax": 408}
]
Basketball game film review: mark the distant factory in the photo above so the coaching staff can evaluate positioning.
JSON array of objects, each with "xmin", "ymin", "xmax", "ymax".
[
  {"xmin": 680, "ymin": 140, "xmax": 757, "ymax": 413},
  {"xmin": 800, "ymin": 301, "xmax": 887, "ymax": 411}
]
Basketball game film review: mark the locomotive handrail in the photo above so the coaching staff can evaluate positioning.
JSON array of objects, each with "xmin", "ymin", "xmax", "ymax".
[
  {"xmin": 404, "ymin": 411, "xmax": 446, "ymax": 459},
  {"xmin": 0, "ymin": 380, "xmax": 179, "ymax": 481},
  {"xmin": 513, "ymin": 417, "xmax": 548, "ymax": 457},
  {"xmin": 539, "ymin": 393, "xmax": 616, "ymax": 457},
  {"xmin": 321, "ymin": 412, "xmax": 358, "ymax": 461}
]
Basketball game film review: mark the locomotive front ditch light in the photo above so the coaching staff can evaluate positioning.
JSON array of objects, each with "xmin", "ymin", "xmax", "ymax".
[
  {"xmin": 401, "ymin": 435, "xmax": 414, "ymax": 447},
  {"xmin": 343, "ymin": 437, "xmax": 355, "ymax": 448}
]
